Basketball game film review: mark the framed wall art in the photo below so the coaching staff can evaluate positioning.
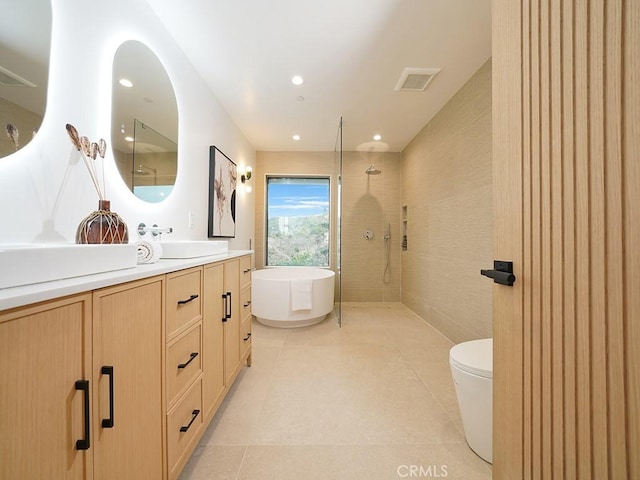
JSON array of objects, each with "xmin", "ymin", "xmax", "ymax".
[{"xmin": 208, "ymin": 146, "xmax": 237, "ymax": 237}]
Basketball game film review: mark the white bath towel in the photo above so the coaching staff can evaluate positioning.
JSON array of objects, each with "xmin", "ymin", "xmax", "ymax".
[
  {"xmin": 290, "ymin": 278, "xmax": 313, "ymax": 311},
  {"xmin": 136, "ymin": 240, "xmax": 162, "ymax": 264}
]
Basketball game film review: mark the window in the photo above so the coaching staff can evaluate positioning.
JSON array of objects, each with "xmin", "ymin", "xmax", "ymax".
[{"xmin": 266, "ymin": 176, "xmax": 330, "ymax": 266}]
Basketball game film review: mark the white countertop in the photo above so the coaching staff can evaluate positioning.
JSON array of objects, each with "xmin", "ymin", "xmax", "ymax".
[{"xmin": 0, "ymin": 250, "xmax": 253, "ymax": 311}]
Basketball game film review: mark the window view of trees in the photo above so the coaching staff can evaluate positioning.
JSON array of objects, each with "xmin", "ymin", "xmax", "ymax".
[{"xmin": 266, "ymin": 177, "xmax": 330, "ymax": 266}]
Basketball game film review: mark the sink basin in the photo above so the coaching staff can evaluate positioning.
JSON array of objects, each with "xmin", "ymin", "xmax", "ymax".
[
  {"xmin": 160, "ymin": 240, "xmax": 228, "ymax": 259},
  {"xmin": 0, "ymin": 243, "xmax": 138, "ymax": 289}
]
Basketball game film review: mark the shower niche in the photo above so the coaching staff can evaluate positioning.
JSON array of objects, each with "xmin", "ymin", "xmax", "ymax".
[{"xmin": 402, "ymin": 205, "xmax": 408, "ymax": 251}]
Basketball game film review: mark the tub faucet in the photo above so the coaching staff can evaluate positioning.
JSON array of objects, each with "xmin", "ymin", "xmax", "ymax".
[{"xmin": 138, "ymin": 222, "xmax": 173, "ymax": 238}]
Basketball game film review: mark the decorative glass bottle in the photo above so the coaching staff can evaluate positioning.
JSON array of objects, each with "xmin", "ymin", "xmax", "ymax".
[{"xmin": 76, "ymin": 200, "xmax": 129, "ymax": 244}]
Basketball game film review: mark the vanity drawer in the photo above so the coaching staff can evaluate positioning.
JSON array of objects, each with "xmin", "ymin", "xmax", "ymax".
[
  {"xmin": 166, "ymin": 267, "xmax": 202, "ymax": 337},
  {"xmin": 167, "ymin": 323, "xmax": 202, "ymax": 407},
  {"xmin": 167, "ymin": 379, "xmax": 203, "ymax": 476},
  {"xmin": 240, "ymin": 256, "xmax": 252, "ymax": 289},
  {"xmin": 240, "ymin": 316, "xmax": 252, "ymax": 357},
  {"xmin": 240, "ymin": 286, "xmax": 252, "ymax": 321}
]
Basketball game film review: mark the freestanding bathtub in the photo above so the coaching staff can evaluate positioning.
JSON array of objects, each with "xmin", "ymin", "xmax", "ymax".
[{"xmin": 252, "ymin": 267, "xmax": 335, "ymax": 328}]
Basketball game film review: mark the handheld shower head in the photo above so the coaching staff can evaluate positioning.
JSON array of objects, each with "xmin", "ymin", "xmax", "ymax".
[{"xmin": 366, "ymin": 164, "xmax": 381, "ymax": 175}]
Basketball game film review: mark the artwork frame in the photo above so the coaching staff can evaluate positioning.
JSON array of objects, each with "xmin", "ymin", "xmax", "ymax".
[{"xmin": 208, "ymin": 146, "xmax": 237, "ymax": 238}]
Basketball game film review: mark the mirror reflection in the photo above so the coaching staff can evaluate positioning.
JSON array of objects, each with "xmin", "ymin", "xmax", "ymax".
[
  {"xmin": 130, "ymin": 119, "xmax": 177, "ymax": 203},
  {"xmin": 0, "ymin": 0, "xmax": 51, "ymax": 158},
  {"xmin": 112, "ymin": 40, "xmax": 178, "ymax": 203}
]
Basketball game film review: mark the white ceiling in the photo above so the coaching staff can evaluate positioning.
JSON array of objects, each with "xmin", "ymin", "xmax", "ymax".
[{"xmin": 146, "ymin": 0, "xmax": 492, "ymax": 153}]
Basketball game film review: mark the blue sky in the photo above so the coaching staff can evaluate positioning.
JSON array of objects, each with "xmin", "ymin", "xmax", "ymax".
[{"xmin": 267, "ymin": 182, "xmax": 329, "ymax": 217}]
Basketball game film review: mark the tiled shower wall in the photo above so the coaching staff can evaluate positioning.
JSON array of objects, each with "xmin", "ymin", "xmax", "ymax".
[
  {"xmin": 401, "ymin": 59, "xmax": 493, "ymax": 342},
  {"xmin": 340, "ymin": 151, "xmax": 402, "ymax": 301}
]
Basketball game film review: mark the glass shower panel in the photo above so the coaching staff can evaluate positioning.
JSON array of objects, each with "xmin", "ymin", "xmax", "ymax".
[{"xmin": 334, "ymin": 117, "xmax": 343, "ymax": 327}]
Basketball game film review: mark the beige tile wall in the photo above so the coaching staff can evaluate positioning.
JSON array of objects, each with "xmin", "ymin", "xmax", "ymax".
[
  {"xmin": 254, "ymin": 150, "xmax": 403, "ymax": 302},
  {"xmin": 341, "ymin": 151, "xmax": 402, "ymax": 302},
  {"xmin": 401, "ymin": 59, "xmax": 493, "ymax": 342}
]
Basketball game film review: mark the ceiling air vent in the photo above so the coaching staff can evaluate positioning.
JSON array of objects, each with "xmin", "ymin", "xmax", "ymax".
[
  {"xmin": 0, "ymin": 66, "xmax": 36, "ymax": 88},
  {"xmin": 394, "ymin": 67, "xmax": 441, "ymax": 91}
]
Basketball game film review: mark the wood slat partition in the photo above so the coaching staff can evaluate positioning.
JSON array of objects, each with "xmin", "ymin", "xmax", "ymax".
[
  {"xmin": 624, "ymin": 4, "xmax": 640, "ymax": 480},
  {"xmin": 493, "ymin": 0, "xmax": 640, "ymax": 478}
]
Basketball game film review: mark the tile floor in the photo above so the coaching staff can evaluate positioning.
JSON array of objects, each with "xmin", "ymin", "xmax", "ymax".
[{"xmin": 179, "ymin": 302, "xmax": 492, "ymax": 480}]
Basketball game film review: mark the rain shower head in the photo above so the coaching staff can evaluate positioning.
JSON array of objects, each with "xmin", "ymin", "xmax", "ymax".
[
  {"xmin": 132, "ymin": 164, "xmax": 156, "ymax": 175},
  {"xmin": 366, "ymin": 164, "xmax": 381, "ymax": 175}
]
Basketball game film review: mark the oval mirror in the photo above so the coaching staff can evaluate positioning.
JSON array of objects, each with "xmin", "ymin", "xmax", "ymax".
[
  {"xmin": 0, "ymin": 0, "xmax": 51, "ymax": 158},
  {"xmin": 111, "ymin": 40, "xmax": 178, "ymax": 203}
]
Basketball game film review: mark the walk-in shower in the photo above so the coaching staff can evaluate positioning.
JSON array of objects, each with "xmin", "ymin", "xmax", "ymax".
[{"xmin": 364, "ymin": 164, "xmax": 391, "ymax": 284}]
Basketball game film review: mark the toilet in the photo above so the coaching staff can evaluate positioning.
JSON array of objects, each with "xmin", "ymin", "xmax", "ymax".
[{"xmin": 449, "ymin": 338, "xmax": 493, "ymax": 463}]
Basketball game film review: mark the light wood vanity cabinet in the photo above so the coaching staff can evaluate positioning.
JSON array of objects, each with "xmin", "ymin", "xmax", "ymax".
[
  {"xmin": 167, "ymin": 323, "xmax": 203, "ymax": 407},
  {"xmin": 0, "ymin": 276, "xmax": 165, "ymax": 480},
  {"xmin": 165, "ymin": 267, "xmax": 205, "ymax": 479},
  {"xmin": 239, "ymin": 256, "xmax": 252, "ymax": 362},
  {"xmin": 166, "ymin": 267, "xmax": 202, "ymax": 337},
  {"xmin": 92, "ymin": 277, "xmax": 165, "ymax": 480},
  {"xmin": 166, "ymin": 254, "xmax": 253, "ymax": 480},
  {"xmin": 0, "ymin": 294, "xmax": 92, "ymax": 480},
  {"xmin": 0, "ymin": 253, "xmax": 252, "ymax": 480},
  {"xmin": 222, "ymin": 258, "xmax": 241, "ymax": 386},
  {"xmin": 202, "ymin": 262, "xmax": 225, "ymax": 421}
]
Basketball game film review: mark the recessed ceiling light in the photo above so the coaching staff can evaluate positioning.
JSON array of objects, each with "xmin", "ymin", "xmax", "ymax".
[
  {"xmin": 291, "ymin": 75, "xmax": 304, "ymax": 86},
  {"xmin": 293, "ymin": 135, "xmax": 301, "ymax": 141},
  {"xmin": 119, "ymin": 78, "xmax": 133, "ymax": 88},
  {"xmin": 125, "ymin": 136, "xmax": 134, "ymax": 142},
  {"xmin": 373, "ymin": 134, "xmax": 382, "ymax": 141}
]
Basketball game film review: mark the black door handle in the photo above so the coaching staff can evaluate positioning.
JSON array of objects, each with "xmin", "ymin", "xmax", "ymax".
[
  {"xmin": 75, "ymin": 380, "xmax": 90, "ymax": 450},
  {"xmin": 101, "ymin": 366, "xmax": 115, "ymax": 428},
  {"xmin": 221, "ymin": 293, "xmax": 228, "ymax": 322},
  {"xmin": 481, "ymin": 260, "xmax": 516, "ymax": 286},
  {"xmin": 225, "ymin": 292, "xmax": 232, "ymax": 320}
]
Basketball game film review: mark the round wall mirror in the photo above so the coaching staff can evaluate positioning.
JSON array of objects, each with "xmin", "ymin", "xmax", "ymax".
[
  {"xmin": 0, "ymin": 0, "xmax": 51, "ymax": 158},
  {"xmin": 111, "ymin": 40, "xmax": 178, "ymax": 203}
]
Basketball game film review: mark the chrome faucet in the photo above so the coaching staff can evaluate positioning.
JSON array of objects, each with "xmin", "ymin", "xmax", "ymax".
[{"xmin": 138, "ymin": 222, "xmax": 173, "ymax": 237}]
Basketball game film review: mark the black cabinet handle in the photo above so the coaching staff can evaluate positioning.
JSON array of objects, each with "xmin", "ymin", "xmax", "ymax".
[
  {"xmin": 177, "ymin": 294, "xmax": 199, "ymax": 305},
  {"xmin": 222, "ymin": 291, "xmax": 232, "ymax": 322},
  {"xmin": 177, "ymin": 352, "xmax": 199, "ymax": 369},
  {"xmin": 180, "ymin": 409, "xmax": 200, "ymax": 432},
  {"xmin": 243, "ymin": 300, "xmax": 252, "ymax": 308},
  {"xmin": 226, "ymin": 292, "xmax": 232, "ymax": 320},
  {"xmin": 221, "ymin": 293, "xmax": 228, "ymax": 322},
  {"xmin": 101, "ymin": 366, "xmax": 114, "ymax": 428},
  {"xmin": 243, "ymin": 333, "xmax": 252, "ymax": 342},
  {"xmin": 75, "ymin": 380, "xmax": 90, "ymax": 450},
  {"xmin": 243, "ymin": 268, "xmax": 251, "ymax": 274}
]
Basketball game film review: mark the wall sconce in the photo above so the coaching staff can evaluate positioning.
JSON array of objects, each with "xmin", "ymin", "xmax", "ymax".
[
  {"xmin": 241, "ymin": 166, "xmax": 252, "ymax": 183},
  {"xmin": 241, "ymin": 166, "xmax": 252, "ymax": 192}
]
